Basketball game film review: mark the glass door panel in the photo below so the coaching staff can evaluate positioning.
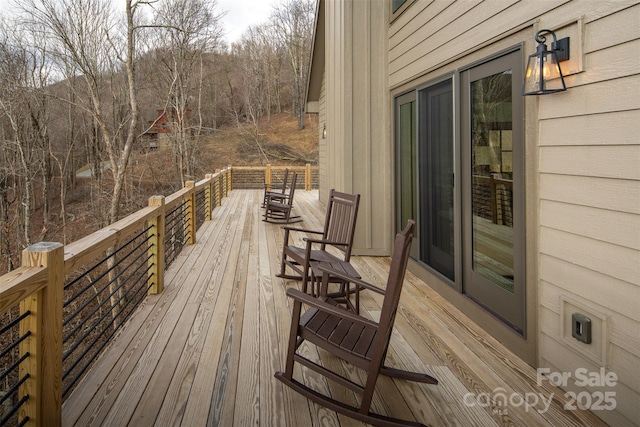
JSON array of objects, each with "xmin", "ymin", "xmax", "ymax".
[
  {"xmin": 418, "ymin": 80, "xmax": 454, "ymax": 280},
  {"xmin": 470, "ymin": 72, "xmax": 514, "ymax": 292},
  {"xmin": 461, "ymin": 50, "xmax": 525, "ymax": 333}
]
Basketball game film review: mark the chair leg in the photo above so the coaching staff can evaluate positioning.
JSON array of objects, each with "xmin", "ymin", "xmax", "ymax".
[
  {"xmin": 278, "ymin": 229, "xmax": 291, "ymax": 277},
  {"xmin": 359, "ymin": 371, "xmax": 379, "ymax": 417},
  {"xmin": 283, "ymin": 300, "xmax": 303, "ymax": 379}
]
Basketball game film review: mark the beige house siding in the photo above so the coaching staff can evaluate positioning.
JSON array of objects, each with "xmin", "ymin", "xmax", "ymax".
[
  {"xmin": 386, "ymin": 1, "xmax": 640, "ymax": 425},
  {"xmin": 323, "ymin": 0, "xmax": 392, "ymax": 255},
  {"xmin": 387, "ymin": 2, "xmax": 640, "ymax": 426},
  {"xmin": 308, "ymin": 1, "xmax": 640, "ymax": 424},
  {"xmin": 536, "ymin": 5, "xmax": 640, "ymax": 426}
]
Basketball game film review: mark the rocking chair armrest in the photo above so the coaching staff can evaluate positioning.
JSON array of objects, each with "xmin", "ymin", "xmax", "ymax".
[
  {"xmin": 317, "ymin": 265, "xmax": 386, "ymax": 295},
  {"xmin": 286, "ymin": 288, "xmax": 379, "ymax": 329},
  {"xmin": 302, "ymin": 237, "xmax": 349, "ymax": 248},
  {"xmin": 281, "ymin": 226, "xmax": 324, "ymax": 235}
]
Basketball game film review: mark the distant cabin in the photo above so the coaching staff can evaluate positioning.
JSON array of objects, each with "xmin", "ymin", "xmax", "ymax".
[{"xmin": 143, "ymin": 109, "xmax": 191, "ymax": 150}]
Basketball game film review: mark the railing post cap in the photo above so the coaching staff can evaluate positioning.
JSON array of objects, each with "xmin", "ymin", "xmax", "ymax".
[
  {"xmin": 149, "ymin": 195, "xmax": 165, "ymax": 206},
  {"xmin": 23, "ymin": 242, "xmax": 63, "ymax": 252}
]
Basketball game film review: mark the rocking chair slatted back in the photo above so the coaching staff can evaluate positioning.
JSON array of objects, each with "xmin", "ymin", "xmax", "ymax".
[
  {"xmin": 262, "ymin": 168, "xmax": 289, "ymax": 207},
  {"xmin": 263, "ymin": 172, "xmax": 301, "ymax": 223},
  {"xmin": 322, "ymin": 190, "xmax": 361, "ymax": 260}
]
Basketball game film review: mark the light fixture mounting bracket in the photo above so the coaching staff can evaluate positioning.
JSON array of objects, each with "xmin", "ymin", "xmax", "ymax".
[{"xmin": 553, "ymin": 36, "xmax": 570, "ymax": 62}]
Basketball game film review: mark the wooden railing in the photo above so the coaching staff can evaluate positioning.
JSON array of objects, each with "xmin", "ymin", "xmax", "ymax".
[
  {"xmin": 0, "ymin": 168, "xmax": 233, "ymax": 427},
  {"xmin": 472, "ymin": 174, "xmax": 513, "ymax": 226},
  {"xmin": 232, "ymin": 164, "xmax": 318, "ymax": 191}
]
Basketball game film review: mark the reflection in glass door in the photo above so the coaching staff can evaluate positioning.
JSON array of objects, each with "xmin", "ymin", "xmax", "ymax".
[
  {"xmin": 461, "ymin": 50, "xmax": 525, "ymax": 333},
  {"xmin": 471, "ymin": 72, "xmax": 514, "ymax": 292}
]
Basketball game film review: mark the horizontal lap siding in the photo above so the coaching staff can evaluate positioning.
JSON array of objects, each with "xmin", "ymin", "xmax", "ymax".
[
  {"xmin": 389, "ymin": 1, "xmax": 640, "ymax": 425},
  {"xmin": 538, "ymin": 4, "xmax": 640, "ymax": 426},
  {"xmin": 388, "ymin": 0, "xmax": 565, "ymax": 87}
]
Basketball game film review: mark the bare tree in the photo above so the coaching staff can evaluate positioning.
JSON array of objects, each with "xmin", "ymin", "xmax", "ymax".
[
  {"xmin": 14, "ymin": 0, "xmax": 153, "ymax": 325},
  {"xmin": 270, "ymin": 0, "xmax": 314, "ymax": 130},
  {"xmin": 0, "ymin": 20, "xmax": 53, "ymax": 249},
  {"xmin": 149, "ymin": 0, "xmax": 224, "ymax": 185},
  {"xmin": 17, "ymin": 0, "xmax": 149, "ymax": 226}
]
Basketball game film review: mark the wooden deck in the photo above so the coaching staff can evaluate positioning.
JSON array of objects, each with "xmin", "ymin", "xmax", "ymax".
[{"xmin": 62, "ymin": 190, "xmax": 606, "ymax": 427}]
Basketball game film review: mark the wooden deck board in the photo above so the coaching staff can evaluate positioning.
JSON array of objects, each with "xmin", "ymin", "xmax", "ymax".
[{"xmin": 62, "ymin": 189, "xmax": 607, "ymax": 427}]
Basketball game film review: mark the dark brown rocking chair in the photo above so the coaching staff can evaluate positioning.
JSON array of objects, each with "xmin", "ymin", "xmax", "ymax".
[
  {"xmin": 276, "ymin": 189, "xmax": 360, "ymax": 292},
  {"xmin": 263, "ymin": 172, "xmax": 302, "ymax": 223},
  {"xmin": 262, "ymin": 168, "xmax": 290, "ymax": 207},
  {"xmin": 275, "ymin": 220, "xmax": 437, "ymax": 427}
]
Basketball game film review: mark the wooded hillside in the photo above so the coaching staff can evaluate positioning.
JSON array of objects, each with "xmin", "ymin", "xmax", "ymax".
[{"xmin": 0, "ymin": 0, "xmax": 317, "ymax": 273}]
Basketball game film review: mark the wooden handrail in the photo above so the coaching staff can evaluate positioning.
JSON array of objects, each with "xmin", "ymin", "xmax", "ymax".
[{"xmin": 0, "ymin": 266, "xmax": 48, "ymax": 313}]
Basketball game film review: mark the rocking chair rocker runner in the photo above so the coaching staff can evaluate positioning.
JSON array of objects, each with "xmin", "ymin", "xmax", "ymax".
[
  {"xmin": 263, "ymin": 172, "xmax": 301, "ymax": 223},
  {"xmin": 275, "ymin": 220, "xmax": 438, "ymax": 427},
  {"xmin": 276, "ymin": 189, "xmax": 360, "ymax": 293}
]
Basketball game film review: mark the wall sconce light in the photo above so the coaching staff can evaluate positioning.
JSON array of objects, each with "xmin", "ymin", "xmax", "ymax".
[
  {"xmin": 322, "ymin": 123, "xmax": 327, "ymax": 139},
  {"xmin": 523, "ymin": 29, "xmax": 570, "ymax": 96}
]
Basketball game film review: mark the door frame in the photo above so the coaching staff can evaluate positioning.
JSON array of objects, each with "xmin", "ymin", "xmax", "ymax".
[
  {"xmin": 392, "ymin": 44, "xmax": 536, "ymax": 365},
  {"xmin": 460, "ymin": 49, "xmax": 527, "ymax": 335}
]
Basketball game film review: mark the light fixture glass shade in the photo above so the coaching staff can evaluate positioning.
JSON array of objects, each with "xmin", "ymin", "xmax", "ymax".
[{"xmin": 523, "ymin": 30, "xmax": 567, "ymax": 96}]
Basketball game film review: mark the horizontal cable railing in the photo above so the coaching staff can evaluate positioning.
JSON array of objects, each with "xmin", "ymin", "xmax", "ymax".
[
  {"xmin": 0, "ymin": 165, "xmax": 316, "ymax": 425},
  {"xmin": 0, "ymin": 308, "xmax": 31, "ymax": 427},
  {"xmin": 232, "ymin": 164, "xmax": 317, "ymax": 190},
  {"xmin": 0, "ymin": 167, "xmax": 234, "ymax": 427},
  {"xmin": 62, "ymin": 225, "xmax": 154, "ymax": 398},
  {"xmin": 195, "ymin": 188, "xmax": 207, "ymax": 230},
  {"xmin": 164, "ymin": 199, "xmax": 188, "ymax": 269},
  {"xmin": 472, "ymin": 174, "xmax": 514, "ymax": 226}
]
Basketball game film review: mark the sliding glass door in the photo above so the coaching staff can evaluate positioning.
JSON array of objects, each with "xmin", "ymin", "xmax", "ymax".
[{"xmin": 394, "ymin": 50, "xmax": 525, "ymax": 334}]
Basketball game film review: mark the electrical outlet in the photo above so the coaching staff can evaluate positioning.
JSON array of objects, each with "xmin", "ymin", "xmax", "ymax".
[{"xmin": 572, "ymin": 313, "xmax": 592, "ymax": 344}]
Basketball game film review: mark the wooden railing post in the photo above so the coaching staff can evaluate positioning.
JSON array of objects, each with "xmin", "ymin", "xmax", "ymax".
[
  {"xmin": 265, "ymin": 164, "xmax": 272, "ymax": 189},
  {"xmin": 19, "ymin": 242, "xmax": 64, "ymax": 427},
  {"xmin": 186, "ymin": 181, "xmax": 196, "ymax": 245},
  {"xmin": 204, "ymin": 174, "xmax": 213, "ymax": 221},
  {"xmin": 305, "ymin": 163, "xmax": 311, "ymax": 191},
  {"xmin": 227, "ymin": 165, "xmax": 233, "ymax": 193},
  {"xmin": 215, "ymin": 170, "xmax": 222, "ymax": 207},
  {"xmin": 148, "ymin": 196, "xmax": 165, "ymax": 295}
]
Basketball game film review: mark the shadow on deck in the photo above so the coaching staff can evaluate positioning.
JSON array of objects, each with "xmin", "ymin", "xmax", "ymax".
[{"xmin": 62, "ymin": 190, "xmax": 605, "ymax": 426}]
